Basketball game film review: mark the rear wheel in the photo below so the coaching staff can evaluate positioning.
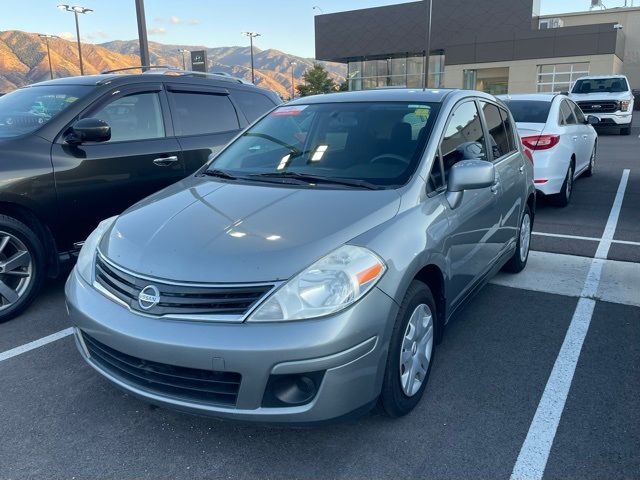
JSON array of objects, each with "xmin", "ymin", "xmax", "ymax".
[
  {"xmin": 0, "ymin": 215, "xmax": 45, "ymax": 323},
  {"xmin": 584, "ymin": 144, "xmax": 596, "ymax": 177},
  {"xmin": 503, "ymin": 205, "xmax": 532, "ymax": 273},
  {"xmin": 551, "ymin": 163, "xmax": 574, "ymax": 207},
  {"xmin": 379, "ymin": 281, "xmax": 436, "ymax": 418}
]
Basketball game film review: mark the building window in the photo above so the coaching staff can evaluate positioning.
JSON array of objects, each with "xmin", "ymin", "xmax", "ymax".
[
  {"xmin": 347, "ymin": 52, "xmax": 444, "ymax": 91},
  {"xmin": 463, "ymin": 67, "xmax": 509, "ymax": 95},
  {"xmin": 537, "ymin": 63, "xmax": 589, "ymax": 93}
]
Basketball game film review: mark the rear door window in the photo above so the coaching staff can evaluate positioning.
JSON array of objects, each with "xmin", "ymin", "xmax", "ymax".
[
  {"xmin": 560, "ymin": 100, "xmax": 577, "ymax": 126},
  {"xmin": 499, "ymin": 107, "xmax": 518, "ymax": 153},
  {"xmin": 169, "ymin": 91, "xmax": 240, "ymax": 136},
  {"xmin": 480, "ymin": 101, "xmax": 510, "ymax": 160},
  {"xmin": 569, "ymin": 100, "xmax": 585, "ymax": 123},
  {"xmin": 232, "ymin": 90, "xmax": 277, "ymax": 123}
]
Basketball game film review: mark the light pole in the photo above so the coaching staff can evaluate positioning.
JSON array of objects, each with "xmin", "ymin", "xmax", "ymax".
[
  {"xmin": 134, "ymin": 0, "xmax": 150, "ymax": 70},
  {"xmin": 290, "ymin": 61, "xmax": 297, "ymax": 100},
  {"xmin": 241, "ymin": 31, "xmax": 261, "ymax": 84},
  {"xmin": 38, "ymin": 34, "xmax": 59, "ymax": 80},
  {"xmin": 312, "ymin": 6, "xmax": 324, "ymax": 14},
  {"xmin": 423, "ymin": 0, "xmax": 432, "ymax": 89},
  {"xmin": 57, "ymin": 5, "xmax": 92, "ymax": 75},
  {"xmin": 178, "ymin": 49, "xmax": 190, "ymax": 70}
]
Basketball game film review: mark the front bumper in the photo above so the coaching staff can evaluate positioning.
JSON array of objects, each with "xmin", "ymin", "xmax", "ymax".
[
  {"xmin": 65, "ymin": 268, "xmax": 398, "ymax": 423},
  {"xmin": 591, "ymin": 112, "xmax": 633, "ymax": 126}
]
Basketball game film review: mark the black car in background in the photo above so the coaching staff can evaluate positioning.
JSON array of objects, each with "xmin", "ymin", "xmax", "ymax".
[{"xmin": 0, "ymin": 69, "xmax": 281, "ymax": 321}]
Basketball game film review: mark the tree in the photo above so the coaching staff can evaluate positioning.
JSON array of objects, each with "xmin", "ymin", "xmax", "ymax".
[
  {"xmin": 337, "ymin": 79, "xmax": 349, "ymax": 92},
  {"xmin": 296, "ymin": 63, "xmax": 336, "ymax": 97}
]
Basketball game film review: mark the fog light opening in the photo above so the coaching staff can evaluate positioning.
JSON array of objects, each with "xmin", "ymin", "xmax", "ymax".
[{"xmin": 262, "ymin": 371, "xmax": 325, "ymax": 407}]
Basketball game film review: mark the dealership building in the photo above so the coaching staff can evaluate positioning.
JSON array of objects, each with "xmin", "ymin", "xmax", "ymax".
[{"xmin": 314, "ymin": 0, "xmax": 640, "ymax": 94}]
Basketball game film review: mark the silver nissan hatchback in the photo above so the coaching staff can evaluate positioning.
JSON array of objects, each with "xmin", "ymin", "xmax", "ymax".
[{"xmin": 66, "ymin": 89, "xmax": 535, "ymax": 423}]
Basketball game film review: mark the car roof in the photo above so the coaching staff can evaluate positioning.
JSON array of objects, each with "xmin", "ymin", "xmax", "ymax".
[
  {"xmin": 498, "ymin": 93, "xmax": 562, "ymax": 103},
  {"xmin": 286, "ymin": 88, "xmax": 473, "ymax": 105},
  {"xmin": 21, "ymin": 72, "xmax": 278, "ymax": 98}
]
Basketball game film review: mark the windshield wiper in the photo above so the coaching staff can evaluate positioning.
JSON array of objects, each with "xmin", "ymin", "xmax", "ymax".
[
  {"xmin": 248, "ymin": 172, "xmax": 383, "ymax": 190},
  {"xmin": 202, "ymin": 169, "xmax": 238, "ymax": 180}
]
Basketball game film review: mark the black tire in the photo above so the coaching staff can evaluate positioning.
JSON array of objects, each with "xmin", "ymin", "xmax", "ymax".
[
  {"xmin": 584, "ymin": 143, "xmax": 596, "ymax": 177},
  {"xmin": 0, "ymin": 215, "xmax": 46, "ymax": 323},
  {"xmin": 551, "ymin": 163, "xmax": 574, "ymax": 207},
  {"xmin": 379, "ymin": 280, "xmax": 437, "ymax": 418},
  {"xmin": 502, "ymin": 205, "xmax": 532, "ymax": 274},
  {"xmin": 620, "ymin": 125, "xmax": 631, "ymax": 136}
]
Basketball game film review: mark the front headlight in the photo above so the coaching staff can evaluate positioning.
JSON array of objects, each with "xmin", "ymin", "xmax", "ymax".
[
  {"xmin": 248, "ymin": 245, "xmax": 386, "ymax": 322},
  {"xmin": 620, "ymin": 100, "xmax": 631, "ymax": 112},
  {"xmin": 76, "ymin": 216, "xmax": 117, "ymax": 284}
]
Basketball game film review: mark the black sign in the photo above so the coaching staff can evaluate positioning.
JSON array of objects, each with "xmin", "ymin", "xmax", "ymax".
[{"xmin": 191, "ymin": 50, "xmax": 207, "ymax": 72}]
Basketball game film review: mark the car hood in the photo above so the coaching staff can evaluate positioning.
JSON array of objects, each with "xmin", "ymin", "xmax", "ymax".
[
  {"xmin": 570, "ymin": 92, "xmax": 631, "ymax": 101},
  {"xmin": 100, "ymin": 177, "xmax": 401, "ymax": 283}
]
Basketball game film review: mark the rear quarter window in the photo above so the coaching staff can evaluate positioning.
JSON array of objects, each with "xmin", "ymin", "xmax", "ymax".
[{"xmin": 232, "ymin": 90, "xmax": 278, "ymax": 123}]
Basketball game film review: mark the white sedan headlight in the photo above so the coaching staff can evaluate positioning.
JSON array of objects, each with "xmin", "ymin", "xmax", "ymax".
[
  {"xmin": 248, "ymin": 245, "xmax": 386, "ymax": 322},
  {"xmin": 76, "ymin": 216, "xmax": 117, "ymax": 284}
]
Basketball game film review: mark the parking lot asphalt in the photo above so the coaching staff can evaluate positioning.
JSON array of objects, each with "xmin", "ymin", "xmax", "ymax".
[{"xmin": 1, "ymin": 114, "xmax": 639, "ymax": 479}]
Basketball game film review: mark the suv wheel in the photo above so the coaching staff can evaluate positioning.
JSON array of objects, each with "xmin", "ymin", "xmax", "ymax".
[
  {"xmin": 503, "ymin": 205, "xmax": 532, "ymax": 273},
  {"xmin": 379, "ymin": 280, "xmax": 436, "ymax": 417},
  {"xmin": 0, "ymin": 215, "xmax": 45, "ymax": 323}
]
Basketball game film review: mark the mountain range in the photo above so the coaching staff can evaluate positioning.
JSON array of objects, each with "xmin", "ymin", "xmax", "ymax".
[{"xmin": 0, "ymin": 30, "xmax": 347, "ymax": 98}]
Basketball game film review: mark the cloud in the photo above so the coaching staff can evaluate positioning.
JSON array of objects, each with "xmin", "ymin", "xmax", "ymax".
[
  {"xmin": 148, "ymin": 27, "xmax": 167, "ymax": 35},
  {"xmin": 84, "ymin": 30, "xmax": 109, "ymax": 41},
  {"xmin": 169, "ymin": 16, "xmax": 182, "ymax": 25},
  {"xmin": 58, "ymin": 31, "xmax": 75, "ymax": 41},
  {"xmin": 187, "ymin": 19, "xmax": 201, "ymax": 25},
  {"xmin": 160, "ymin": 16, "xmax": 200, "ymax": 26},
  {"xmin": 153, "ymin": 16, "xmax": 165, "ymax": 24}
]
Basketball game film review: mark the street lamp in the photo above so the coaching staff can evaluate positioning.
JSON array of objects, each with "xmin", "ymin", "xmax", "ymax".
[
  {"xmin": 241, "ymin": 31, "xmax": 261, "ymax": 84},
  {"xmin": 57, "ymin": 5, "xmax": 92, "ymax": 75},
  {"xmin": 423, "ymin": 0, "xmax": 432, "ymax": 89},
  {"xmin": 178, "ymin": 49, "xmax": 190, "ymax": 70},
  {"xmin": 38, "ymin": 34, "xmax": 59, "ymax": 80},
  {"xmin": 312, "ymin": 6, "xmax": 324, "ymax": 14},
  {"xmin": 290, "ymin": 61, "xmax": 297, "ymax": 100}
]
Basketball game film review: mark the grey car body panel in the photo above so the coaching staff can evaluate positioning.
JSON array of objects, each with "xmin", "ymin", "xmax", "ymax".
[{"xmin": 67, "ymin": 88, "xmax": 535, "ymax": 422}]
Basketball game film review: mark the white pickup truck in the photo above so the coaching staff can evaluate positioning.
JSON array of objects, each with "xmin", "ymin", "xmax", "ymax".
[{"xmin": 569, "ymin": 75, "xmax": 634, "ymax": 135}]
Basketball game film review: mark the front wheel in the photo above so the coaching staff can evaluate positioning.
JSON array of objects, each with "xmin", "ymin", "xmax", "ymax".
[
  {"xmin": 584, "ymin": 144, "xmax": 596, "ymax": 177},
  {"xmin": 502, "ymin": 205, "xmax": 532, "ymax": 273},
  {"xmin": 379, "ymin": 281, "xmax": 436, "ymax": 418},
  {"xmin": 551, "ymin": 163, "xmax": 574, "ymax": 207},
  {"xmin": 0, "ymin": 215, "xmax": 45, "ymax": 323}
]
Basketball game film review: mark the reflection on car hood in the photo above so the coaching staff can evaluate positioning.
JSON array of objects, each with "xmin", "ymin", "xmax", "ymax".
[
  {"xmin": 570, "ymin": 92, "xmax": 631, "ymax": 101},
  {"xmin": 100, "ymin": 177, "xmax": 401, "ymax": 283}
]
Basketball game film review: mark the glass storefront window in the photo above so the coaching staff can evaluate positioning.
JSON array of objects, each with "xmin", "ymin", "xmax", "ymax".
[{"xmin": 346, "ymin": 53, "xmax": 443, "ymax": 91}]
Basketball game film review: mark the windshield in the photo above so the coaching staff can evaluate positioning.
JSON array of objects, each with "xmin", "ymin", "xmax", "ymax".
[
  {"xmin": 502, "ymin": 100, "xmax": 551, "ymax": 123},
  {"xmin": 208, "ymin": 102, "xmax": 439, "ymax": 188},
  {"xmin": 572, "ymin": 78, "xmax": 629, "ymax": 94},
  {"xmin": 0, "ymin": 85, "xmax": 92, "ymax": 139}
]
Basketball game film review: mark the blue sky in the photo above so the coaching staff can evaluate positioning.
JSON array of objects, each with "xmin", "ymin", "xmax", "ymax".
[{"xmin": 0, "ymin": 0, "xmax": 633, "ymax": 58}]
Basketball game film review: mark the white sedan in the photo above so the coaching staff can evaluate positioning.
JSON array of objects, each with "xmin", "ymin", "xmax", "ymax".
[{"xmin": 499, "ymin": 94, "xmax": 598, "ymax": 207}]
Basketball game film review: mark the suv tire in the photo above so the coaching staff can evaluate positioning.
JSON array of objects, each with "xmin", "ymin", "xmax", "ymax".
[
  {"xmin": 0, "ymin": 215, "xmax": 46, "ymax": 323},
  {"xmin": 503, "ymin": 205, "xmax": 532, "ymax": 273},
  {"xmin": 379, "ymin": 281, "xmax": 436, "ymax": 417}
]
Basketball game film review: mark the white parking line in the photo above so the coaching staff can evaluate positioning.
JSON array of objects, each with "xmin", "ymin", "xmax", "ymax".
[
  {"xmin": 533, "ymin": 231, "xmax": 640, "ymax": 247},
  {"xmin": 0, "ymin": 328, "xmax": 74, "ymax": 363},
  {"xmin": 510, "ymin": 169, "xmax": 630, "ymax": 480}
]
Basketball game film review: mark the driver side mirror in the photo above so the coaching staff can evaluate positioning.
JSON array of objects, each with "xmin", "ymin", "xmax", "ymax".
[
  {"xmin": 586, "ymin": 115, "xmax": 600, "ymax": 126},
  {"xmin": 446, "ymin": 159, "xmax": 495, "ymax": 209},
  {"xmin": 66, "ymin": 118, "xmax": 111, "ymax": 145}
]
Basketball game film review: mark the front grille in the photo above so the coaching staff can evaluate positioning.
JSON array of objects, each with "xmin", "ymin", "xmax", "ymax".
[
  {"xmin": 82, "ymin": 332, "xmax": 242, "ymax": 407},
  {"xmin": 577, "ymin": 101, "xmax": 618, "ymax": 114},
  {"xmin": 95, "ymin": 255, "xmax": 273, "ymax": 318}
]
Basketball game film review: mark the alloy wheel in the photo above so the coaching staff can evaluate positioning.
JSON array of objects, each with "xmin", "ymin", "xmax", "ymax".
[
  {"xmin": 519, "ymin": 213, "xmax": 531, "ymax": 262},
  {"xmin": 399, "ymin": 303, "xmax": 434, "ymax": 397},
  {"xmin": 0, "ymin": 231, "xmax": 33, "ymax": 312}
]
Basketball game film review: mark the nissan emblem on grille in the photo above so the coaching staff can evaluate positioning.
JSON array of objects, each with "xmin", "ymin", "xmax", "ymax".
[{"xmin": 138, "ymin": 285, "xmax": 160, "ymax": 310}]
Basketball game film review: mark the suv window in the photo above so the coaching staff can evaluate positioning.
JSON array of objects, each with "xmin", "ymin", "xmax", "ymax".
[
  {"xmin": 499, "ymin": 106, "xmax": 518, "ymax": 153},
  {"xmin": 92, "ymin": 92, "xmax": 165, "ymax": 142},
  {"xmin": 572, "ymin": 77, "xmax": 629, "ymax": 94},
  {"xmin": 438, "ymin": 101, "xmax": 487, "ymax": 183},
  {"xmin": 569, "ymin": 100, "xmax": 585, "ymax": 123},
  {"xmin": 560, "ymin": 100, "xmax": 577, "ymax": 125},
  {"xmin": 169, "ymin": 92, "xmax": 239, "ymax": 136},
  {"xmin": 232, "ymin": 90, "xmax": 277, "ymax": 123},
  {"xmin": 480, "ymin": 101, "xmax": 510, "ymax": 160}
]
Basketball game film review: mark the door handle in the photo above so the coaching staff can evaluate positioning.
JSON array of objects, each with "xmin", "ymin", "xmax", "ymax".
[
  {"xmin": 519, "ymin": 165, "xmax": 525, "ymax": 174},
  {"xmin": 490, "ymin": 182, "xmax": 500, "ymax": 194},
  {"xmin": 153, "ymin": 155, "xmax": 179, "ymax": 166},
  {"xmin": 582, "ymin": 134, "xmax": 588, "ymax": 139},
  {"xmin": 572, "ymin": 136, "xmax": 578, "ymax": 141}
]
